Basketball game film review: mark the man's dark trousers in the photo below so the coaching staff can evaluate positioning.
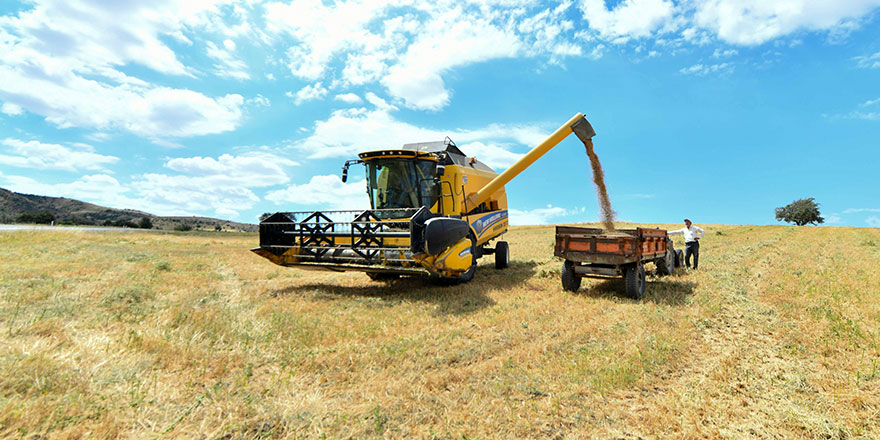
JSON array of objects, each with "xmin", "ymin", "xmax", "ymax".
[{"xmin": 685, "ymin": 241, "xmax": 700, "ymax": 269}]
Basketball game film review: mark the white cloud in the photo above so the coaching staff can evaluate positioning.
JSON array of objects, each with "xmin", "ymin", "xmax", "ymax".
[
  {"xmin": 0, "ymin": 138, "xmax": 118, "ymax": 171},
  {"xmin": 456, "ymin": 142, "xmax": 524, "ymax": 170},
  {"xmin": 0, "ymin": 0, "xmax": 210, "ymax": 77},
  {"xmin": 855, "ymin": 51, "xmax": 880, "ymax": 69},
  {"xmin": 620, "ymin": 193, "xmax": 655, "ymax": 199},
  {"xmin": 0, "ymin": 0, "xmax": 249, "ymax": 138},
  {"xmin": 334, "ymin": 93, "xmax": 363, "ymax": 104},
  {"xmin": 575, "ymin": 0, "xmax": 880, "ymax": 47},
  {"xmin": 289, "ymin": 82, "xmax": 328, "ymax": 105},
  {"xmin": 0, "ymin": 42, "xmax": 245, "ymax": 138},
  {"xmin": 579, "ymin": 0, "xmax": 676, "ymax": 42},
  {"xmin": 509, "ymin": 205, "xmax": 572, "ymax": 226},
  {"xmin": 381, "ymin": 8, "xmax": 522, "ymax": 110},
  {"xmin": 679, "ymin": 62, "xmax": 732, "ymax": 75},
  {"xmin": 134, "ymin": 173, "xmax": 261, "ymax": 218},
  {"xmin": 712, "ymin": 48, "xmax": 738, "ymax": 58},
  {"xmin": 130, "ymin": 152, "xmax": 296, "ymax": 217},
  {"xmin": 292, "ymin": 101, "xmax": 551, "ymax": 169},
  {"xmin": 264, "ymin": 2, "xmax": 586, "ymax": 111},
  {"xmin": 265, "ymin": 175, "xmax": 369, "ymax": 211},
  {"xmin": 1, "ymin": 150, "xmax": 299, "ymax": 219},
  {"xmin": 1, "ymin": 102, "xmax": 23, "ymax": 115},
  {"xmin": 867, "ymin": 216, "xmax": 880, "ymax": 228},
  {"xmin": 518, "ymin": 3, "xmax": 583, "ymax": 60},
  {"xmin": 206, "ymin": 40, "xmax": 250, "ymax": 80},
  {"xmin": 2, "ymin": 174, "xmax": 147, "ymax": 212},
  {"xmin": 164, "ymin": 153, "xmax": 295, "ymax": 188},
  {"xmin": 250, "ymin": 94, "xmax": 271, "ymax": 107},
  {"xmin": 843, "ymin": 111, "xmax": 880, "ymax": 121},
  {"xmin": 264, "ymin": 0, "xmax": 396, "ymax": 81},
  {"xmin": 693, "ymin": 0, "xmax": 880, "ymax": 46},
  {"xmin": 860, "ymin": 98, "xmax": 880, "ymax": 107},
  {"xmin": 843, "ymin": 208, "xmax": 880, "ymax": 214}
]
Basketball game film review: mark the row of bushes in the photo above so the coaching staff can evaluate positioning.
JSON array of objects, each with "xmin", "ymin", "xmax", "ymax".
[
  {"xmin": 101, "ymin": 217, "xmax": 153, "ymax": 229},
  {"xmin": 15, "ymin": 211, "xmax": 57, "ymax": 224},
  {"xmin": 12, "ymin": 211, "xmax": 227, "ymax": 232},
  {"xmin": 13, "ymin": 212, "xmax": 154, "ymax": 229}
]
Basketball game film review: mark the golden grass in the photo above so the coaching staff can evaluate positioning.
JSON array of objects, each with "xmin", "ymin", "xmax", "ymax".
[{"xmin": 1, "ymin": 224, "xmax": 879, "ymax": 439}]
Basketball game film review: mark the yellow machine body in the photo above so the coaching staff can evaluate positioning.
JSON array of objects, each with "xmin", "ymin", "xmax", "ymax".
[{"xmin": 252, "ymin": 113, "xmax": 596, "ymax": 283}]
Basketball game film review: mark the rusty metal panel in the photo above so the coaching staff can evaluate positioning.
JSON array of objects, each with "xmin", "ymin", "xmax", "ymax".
[{"xmin": 556, "ymin": 226, "xmax": 670, "ymax": 265}]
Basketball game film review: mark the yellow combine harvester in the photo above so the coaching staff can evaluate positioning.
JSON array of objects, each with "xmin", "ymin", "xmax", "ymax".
[{"xmin": 252, "ymin": 113, "xmax": 596, "ymax": 283}]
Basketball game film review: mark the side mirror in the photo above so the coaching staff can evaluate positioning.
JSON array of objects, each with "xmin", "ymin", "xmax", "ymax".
[
  {"xmin": 436, "ymin": 164, "xmax": 445, "ymax": 177},
  {"xmin": 341, "ymin": 166, "xmax": 348, "ymax": 183}
]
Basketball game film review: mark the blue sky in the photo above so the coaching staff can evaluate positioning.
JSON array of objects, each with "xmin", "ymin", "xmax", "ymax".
[{"xmin": 1, "ymin": 0, "xmax": 879, "ymax": 227}]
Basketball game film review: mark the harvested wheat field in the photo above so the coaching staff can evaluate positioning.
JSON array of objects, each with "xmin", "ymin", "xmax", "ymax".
[{"xmin": 2, "ymin": 224, "xmax": 879, "ymax": 439}]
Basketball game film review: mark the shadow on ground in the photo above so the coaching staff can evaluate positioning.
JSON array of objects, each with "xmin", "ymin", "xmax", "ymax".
[
  {"xmin": 578, "ymin": 274, "xmax": 697, "ymax": 306},
  {"xmin": 265, "ymin": 260, "xmax": 540, "ymax": 316}
]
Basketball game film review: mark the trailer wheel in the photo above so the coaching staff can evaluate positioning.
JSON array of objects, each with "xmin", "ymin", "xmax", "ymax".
[
  {"xmin": 625, "ymin": 264, "xmax": 646, "ymax": 299},
  {"xmin": 495, "ymin": 241, "xmax": 509, "ymax": 269},
  {"xmin": 656, "ymin": 249, "xmax": 675, "ymax": 275},
  {"xmin": 561, "ymin": 260, "xmax": 582, "ymax": 292}
]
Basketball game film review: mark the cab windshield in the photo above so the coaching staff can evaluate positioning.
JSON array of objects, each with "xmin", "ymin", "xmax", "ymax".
[{"xmin": 367, "ymin": 159, "xmax": 439, "ymax": 213}]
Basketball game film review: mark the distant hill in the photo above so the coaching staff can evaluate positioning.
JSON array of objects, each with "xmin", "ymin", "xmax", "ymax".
[{"xmin": 0, "ymin": 187, "xmax": 257, "ymax": 232}]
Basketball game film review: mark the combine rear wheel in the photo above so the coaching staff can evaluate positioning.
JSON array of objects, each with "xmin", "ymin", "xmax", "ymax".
[
  {"xmin": 495, "ymin": 241, "xmax": 509, "ymax": 269},
  {"xmin": 561, "ymin": 260, "xmax": 581, "ymax": 292},
  {"xmin": 624, "ymin": 264, "xmax": 646, "ymax": 299}
]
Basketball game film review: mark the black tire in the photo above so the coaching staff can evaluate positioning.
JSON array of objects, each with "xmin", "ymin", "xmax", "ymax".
[
  {"xmin": 561, "ymin": 260, "xmax": 582, "ymax": 292},
  {"xmin": 495, "ymin": 241, "xmax": 509, "ymax": 269},
  {"xmin": 656, "ymin": 248, "xmax": 675, "ymax": 275},
  {"xmin": 366, "ymin": 272, "xmax": 399, "ymax": 281},
  {"xmin": 624, "ymin": 264, "xmax": 646, "ymax": 299},
  {"xmin": 674, "ymin": 249, "xmax": 684, "ymax": 268}
]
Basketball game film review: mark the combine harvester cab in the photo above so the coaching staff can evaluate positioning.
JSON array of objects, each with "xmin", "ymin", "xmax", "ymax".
[{"xmin": 252, "ymin": 113, "xmax": 596, "ymax": 284}]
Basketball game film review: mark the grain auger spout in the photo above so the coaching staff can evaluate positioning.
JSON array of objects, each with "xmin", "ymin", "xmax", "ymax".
[
  {"xmin": 464, "ymin": 113, "xmax": 596, "ymax": 211},
  {"xmin": 252, "ymin": 113, "xmax": 596, "ymax": 285}
]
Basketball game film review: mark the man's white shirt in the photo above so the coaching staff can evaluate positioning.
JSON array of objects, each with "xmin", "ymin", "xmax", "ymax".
[{"xmin": 668, "ymin": 225, "xmax": 705, "ymax": 242}]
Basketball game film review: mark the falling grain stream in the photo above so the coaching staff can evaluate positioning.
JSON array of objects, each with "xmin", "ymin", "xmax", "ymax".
[{"xmin": 582, "ymin": 139, "xmax": 616, "ymax": 231}]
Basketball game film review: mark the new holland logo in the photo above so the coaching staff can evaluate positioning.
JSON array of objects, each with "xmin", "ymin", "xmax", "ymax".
[
  {"xmin": 458, "ymin": 248, "xmax": 471, "ymax": 257},
  {"xmin": 471, "ymin": 210, "xmax": 508, "ymax": 234}
]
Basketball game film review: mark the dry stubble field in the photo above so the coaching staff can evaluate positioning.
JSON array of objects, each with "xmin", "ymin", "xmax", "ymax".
[{"xmin": 1, "ymin": 224, "xmax": 879, "ymax": 439}]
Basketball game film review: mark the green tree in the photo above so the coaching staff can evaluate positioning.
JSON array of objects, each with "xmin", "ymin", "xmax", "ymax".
[
  {"xmin": 775, "ymin": 198, "xmax": 824, "ymax": 226},
  {"xmin": 16, "ymin": 211, "xmax": 55, "ymax": 224},
  {"xmin": 259, "ymin": 212, "xmax": 273, "ymax": 222},
  {"xmin": 139, "ymin": 216, "xmax": 153, "ymax": 229}
]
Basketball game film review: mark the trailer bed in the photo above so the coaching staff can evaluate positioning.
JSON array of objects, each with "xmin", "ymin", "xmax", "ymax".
[{"xmin": 554, "ymin": 226, "xmax": 678, "ymax": 299}]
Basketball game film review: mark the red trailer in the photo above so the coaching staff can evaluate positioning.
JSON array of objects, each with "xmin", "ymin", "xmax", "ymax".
[{"xmin": 554, "ymin": 226, "xmax": 680, "ymax": 299}]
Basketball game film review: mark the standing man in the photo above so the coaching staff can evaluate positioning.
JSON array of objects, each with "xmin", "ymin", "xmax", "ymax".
[{"xmin": 668, "ymin": 219, "xmax": 705, "ymax": 269}]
